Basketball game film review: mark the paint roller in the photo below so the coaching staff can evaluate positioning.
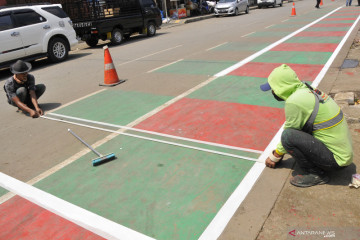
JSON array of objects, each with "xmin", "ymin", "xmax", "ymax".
[{"xmin": 68, "ymin": 129, "xmax": 116, "ymax": 166}]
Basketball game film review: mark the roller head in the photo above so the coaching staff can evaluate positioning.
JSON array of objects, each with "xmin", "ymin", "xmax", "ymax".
[{"xmin": 92, "ymin": 153, "xmax": 116, "ymax": 166}]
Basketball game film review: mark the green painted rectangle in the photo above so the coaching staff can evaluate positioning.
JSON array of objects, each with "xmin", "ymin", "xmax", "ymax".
[
  {"xmin": 188, "ymin": 76, "xmax": 284, "ymax": 109},
  {"xmin": 34, "ymin": 134, "xmax": 256, "ymax": 240},
  {"xmin": 249, "ymin": 31, "xmax": 291, "ymax": 37},
  {"xmin": 253, "ymin": 51, "xmax": 332, "ymax": 65},
  {"xmin": 307, "ymin": 27, "xmax": 350, "ymax": 31},
  {"xmin": 212, "ymin": 42, "xmax": 270, "ymax": 52},
  {"xmin": 0, "ymin": 187, "xmax": 8, "ymax": 197},
  {"xmin": 285, "ymin": 36, "xmax": 343, "ymax": 43},
  {"xmin": 154, "ymin": 60, "xmax": 237, "ymax": 75},
  {"xmin": 53, "ymin": 90, "xmax": 173, "ymax": 125}
]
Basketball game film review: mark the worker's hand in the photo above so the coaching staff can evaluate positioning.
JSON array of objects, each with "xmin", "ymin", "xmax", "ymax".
[
  {"xmin": 30, "ymin": 109, "xmax": 40, "ymax": 118},
  {"xmin": 265, "ymin": 157, "xmax": 276, "ymax": 168},
  {"xmin": 36, "ymin": 107, "xmax": 44, "ymax": 116}
]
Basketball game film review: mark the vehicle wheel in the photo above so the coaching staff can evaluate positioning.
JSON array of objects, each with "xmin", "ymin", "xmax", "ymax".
[
  {"xmin": 279, "ymin": 0, "xmax": 283, "ymax": 6},
  {"xmin": 245, "ymin": 5, "xmax": 249, "ymax": 14},
  {"xmin": 111, "ymin": 28, "xmax": 123, "ymax": 45},
  {"xmin": 147, "ymin": 22, "xmax": 156, "ymax": 37},
  {"xmin": 48, "ymin": 37, "xmax": 68, "ymax": 63},
  {"xmin": 258, "ymin": 5, "xmax": 262, "ymax": 9},
  {"xmin": 85, "ymin": 37, "xmax": 98, "ymax": 47},
  {"xmin": 234, "ymin": 8, "xmax": 238, "ymax": 16}
]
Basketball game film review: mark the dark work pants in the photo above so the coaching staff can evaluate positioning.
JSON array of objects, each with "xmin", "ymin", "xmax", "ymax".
[
  {"xmin": 10, "ymin": 84, "xmax": 46, "ymax": 108},
  {"xmin": 316, "ymin": 0, "xmax": 321, "ymax": 7},
  {"xmin": 281, "ymin": 128, "xmax": 342, "ymax": 175}
]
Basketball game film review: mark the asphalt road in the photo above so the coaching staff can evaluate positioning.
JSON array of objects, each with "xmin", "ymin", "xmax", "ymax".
[{"xmin": 0, "ymin": 0, "xmax": 345, "ymax": 195}]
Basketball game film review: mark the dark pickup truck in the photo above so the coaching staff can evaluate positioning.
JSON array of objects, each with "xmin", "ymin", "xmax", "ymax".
[{"xmin": 62, "ymin": 0, "xmax": 162, "ymax": 47}]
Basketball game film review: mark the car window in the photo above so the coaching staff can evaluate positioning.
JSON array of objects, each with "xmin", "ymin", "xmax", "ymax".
[
  {"xmin": 0, "ymin": 13, "xmax": 13, "ymax": 31},
  {"xmin": 42, "ymin": 6, "xmax": 68, "ymax": 18},
  {"xmin": 13, "ymin": 9, "xmax": 46, "ymax": 27}
]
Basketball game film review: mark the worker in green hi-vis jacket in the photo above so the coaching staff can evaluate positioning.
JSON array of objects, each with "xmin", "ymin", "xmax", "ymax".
[{"xmin": 260, "ymin": 64, "xmax": 353, "ymax": 188}]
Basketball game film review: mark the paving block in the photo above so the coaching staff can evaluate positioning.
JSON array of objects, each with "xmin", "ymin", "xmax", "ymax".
[{"xmin": 334, "ymin": 92, "xmax": 355, "ymax": 105}]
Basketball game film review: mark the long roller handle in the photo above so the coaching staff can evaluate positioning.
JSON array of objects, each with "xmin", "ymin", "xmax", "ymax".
[{"xmin": 68, "ymin": 129, "xmax": 102, "ymax": 157}]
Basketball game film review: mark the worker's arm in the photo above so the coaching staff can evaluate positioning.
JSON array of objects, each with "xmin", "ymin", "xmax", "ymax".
[
  {"xmin": 29, "ymin": 90, "xmax": 43, "ymax": 116},
  {"xmin": 12, "ymin": 95, "xmax": 39, "ymax": 118}
]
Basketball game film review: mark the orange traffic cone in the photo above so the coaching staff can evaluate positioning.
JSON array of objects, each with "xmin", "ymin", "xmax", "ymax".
[
  {"xmin": 291, "ymin": 2, "xmax": 296, "ymax": 16},
  {"xmin": 320, "ymin": 0, "xmax": 323, "ymax": 5},
  {"xmin": 100, "ymin": 45, "xmax": 125, "ymax": 86}
]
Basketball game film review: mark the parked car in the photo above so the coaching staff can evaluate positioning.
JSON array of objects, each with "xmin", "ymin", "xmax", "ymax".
[
  {"xmin": 0, "ymin": 3, "xmax": 78, "ymax": 68},
  {"xmin": 61, "ymin": 0, "xmax": 163, "ymax": 47},
  {"xmin": 257, "ymin": 0, "xmax": 283, "ymax": 8},
  {"xmin": 214, "ymin": 0, "xmax": 249, "ymax": 16}
]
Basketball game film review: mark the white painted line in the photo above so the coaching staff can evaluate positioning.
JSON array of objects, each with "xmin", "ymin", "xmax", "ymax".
[
  {"xmin": 206, "ymin": 42, "xmax": 228, "ymax": 51},
  {"xmin": 282, "ymin": 19, "xmax": 289, "ymax": 22},
  {"xmin": 41, "ymin": 115, "xmax": 262, "ymax": 163},
  {"xmin": 118, "ymin": 45, "xmax": 182, "ymax": 66},
  {"xmin": 215, "ymin": 6, "xmax": 343, "ymax": 77},
  {"xmin": 312, "ymin": 14, "xmax": 360, "ymax": 88},
  {"xmin": 0, "ymin": 172, "xmax": 155, "ymax": 240},
  {"xmin": 241, "ymin": 32, "xmax": 255, "ymax": 38},
  {"xmin": 147, "ymin": 58, "xmax": 183, "ymax": 73},
  {"xmin": 265, "ymin": 24, "xmax": 274, "ymax": 29},
  {"xmin": 47, "ymin": 112, "xmax": 263, "ymax": 154}
]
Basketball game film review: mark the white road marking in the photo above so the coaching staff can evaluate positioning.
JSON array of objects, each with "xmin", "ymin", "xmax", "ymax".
[
  {"xmin": 147, "ymin": 58, "xmax": 183, "ymax": 73},
  {"xmin": 265, "ymin": 24, "xmax": 274, "ymax": 29},
  {"xmin": 282, "ymin": 19, "xmax": 289, "ymax": 22},
  {"xmin": 47, "ymin": 113, "xmax": 263, "ymax": 154},
  {"xmin": 118, "ymin": 45, "xmax": 182, "ymax": 66},
  {"xmin": 0, "ymin": 173, "xmax": 155, "ymax": 240},
  {"xmin": 42, "ymin": 115, "xmax": 262, "ymax": 162},
  {"xmin": 241, "ymin": 31, "xmax": 255, "ymax": 37},
  {"xmin": 206, "ymin": 42, "xmax": 228, "ymax": 51}
]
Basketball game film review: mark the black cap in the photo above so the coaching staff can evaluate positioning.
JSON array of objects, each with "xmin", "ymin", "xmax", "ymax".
[{"xmin": 10, "ymin": 60, "xmax": 32, "ymax": 74}]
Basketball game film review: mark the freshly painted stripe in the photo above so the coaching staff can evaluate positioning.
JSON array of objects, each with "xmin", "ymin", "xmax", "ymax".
[
  {"xmin": 200, "ymin": 122, "xmax": 285, "ymax": 240},
  {"xmin": 42, "ymin": 115, "xmax": 261, "ymax": 162},
  {"xmin": 134, "ymin": 98, "xmax": 285, "ymax": 151},
  {"xmin": 210, "ymin": 42, "xmax": 270, "ymax": 52},
  {"xmin": 0, "ymin": 173, "xmax": 155, "ymax": 240},
  {"xmin": 0, "ymin": 196, "xmax": 105, "ymax": 240},
  {"xmin": 228, "ymin": 62, "xmax": 323, "ymax": 82},
  {"xmin": 47, "ymin": 112, "xmax": 263, "ymax": 154},
  {"xmin": 215, "ymin": 6, "xmax": 343, "ymax": 77},
  {"xmin": 296, "ymin": 31, "xmax": 347, "ymax": 37},
  {"xmin": 270, "ymin": 43, "xmax": 338, "ymax": 52}
]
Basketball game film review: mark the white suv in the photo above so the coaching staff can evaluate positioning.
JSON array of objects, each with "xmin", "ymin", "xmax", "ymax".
[{"xmin": 0, "ymin": 3, "xmax": 78, "ymax": 68}]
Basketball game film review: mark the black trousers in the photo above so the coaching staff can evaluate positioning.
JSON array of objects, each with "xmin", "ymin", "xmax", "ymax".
[{"xmin": 281, "ymin": 128, "xmax": 342, "ymax": 175}]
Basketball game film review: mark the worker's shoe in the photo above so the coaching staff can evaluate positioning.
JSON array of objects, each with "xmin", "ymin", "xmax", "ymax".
[{"xmin": 290, "ymin": 173, "xmax": 330, "ymax": 187}]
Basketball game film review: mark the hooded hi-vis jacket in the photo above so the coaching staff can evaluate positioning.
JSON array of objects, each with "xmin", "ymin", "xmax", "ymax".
[{"xmin": 268, "ymin": 64, "xmax": 353, "ymax": 167}]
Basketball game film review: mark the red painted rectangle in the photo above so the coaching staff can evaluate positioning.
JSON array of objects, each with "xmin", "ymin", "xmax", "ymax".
[
  {"xmin": 323, "ymin": 18, "xmax": 356, "ymax": 21},
  {"xmin": 271, "ymin": 43, "xmax": 338, "ymax": 52},
  {"xmin": 228, "ymin": 62, "xmax": 323, "ymax": 82},
  {"xmin": 134, "ymin": 98, "xmax": 285, "ymax": 151},
  {"xmin": 312, "ymin": 23, "xmax": 352, "ymax": 27},
  {"xmin": 0, "ymin": 196, "xmax": 104, "ymax": 240},
  {"xmin": 296, "ymin": 31, "xmax": 346, "ymax": 37}
]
